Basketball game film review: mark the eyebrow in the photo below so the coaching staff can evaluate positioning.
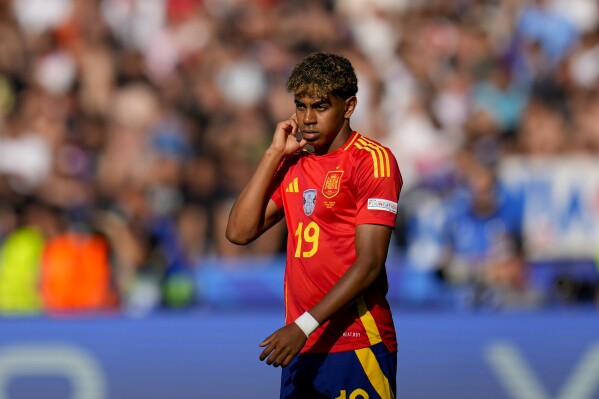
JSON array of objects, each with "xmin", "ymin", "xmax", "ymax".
[{"xmin": 294, "ymin": 98, "xmax": 332, "ymax": 107}]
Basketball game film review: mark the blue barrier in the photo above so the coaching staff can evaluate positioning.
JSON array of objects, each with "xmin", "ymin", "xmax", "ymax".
[
  {"xmin": 195, "ymin": 255, "xmax": 599, "ymax": 310},
  {"xmin": 195, "ymin": 255, "xmax": 450, "ymax": 309},
  {"xmin": 1, "ymin": 310, "xmax": 598, "ymax": 399}
]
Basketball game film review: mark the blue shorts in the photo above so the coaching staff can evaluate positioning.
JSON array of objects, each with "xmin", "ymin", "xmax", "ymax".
[{"xmin": 280, "ymin": 342, "xmax": 397, "ymax": 399}]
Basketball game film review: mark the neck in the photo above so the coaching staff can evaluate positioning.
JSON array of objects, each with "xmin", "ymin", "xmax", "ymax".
[{"xmin": 315, "ymin": 124, "xmax": 353, "ymax": 155}]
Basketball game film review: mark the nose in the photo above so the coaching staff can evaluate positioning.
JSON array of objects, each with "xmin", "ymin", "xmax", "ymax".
[{"xmin": 303, "ymin": 108, "xmax": 316, "ymax": 125}]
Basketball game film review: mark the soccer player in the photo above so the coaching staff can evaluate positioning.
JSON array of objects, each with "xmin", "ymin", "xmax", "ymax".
[{"xmin": 226, "ymin": 52, "xmax": 402, "ymax": 399}]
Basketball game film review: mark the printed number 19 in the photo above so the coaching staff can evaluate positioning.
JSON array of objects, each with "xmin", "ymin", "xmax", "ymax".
[
  {"xmin": 335, "ymin": 389, "xmax": 369, "ymax": 399},
  {"xmin": 294, "ymin": 221, "xmax": 320, "ymax": 258}
]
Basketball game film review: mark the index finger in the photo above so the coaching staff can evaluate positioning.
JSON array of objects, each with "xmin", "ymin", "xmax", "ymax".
[
  {"xmin": 287, "ymin": 114, "xmax": 298, "ymax": 135},
  {"xmin": 259, "ymin": 342, "xmax": 276, "ymax": 361},
  {"xmin": 259, "ymin": 333, "xmax": 274, "ymax": 347}
]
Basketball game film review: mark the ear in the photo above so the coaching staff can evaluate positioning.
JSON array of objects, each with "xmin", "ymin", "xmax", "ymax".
[{"xmin": 344, "ymin": 96, "xmax": 357, "ymax": 119}]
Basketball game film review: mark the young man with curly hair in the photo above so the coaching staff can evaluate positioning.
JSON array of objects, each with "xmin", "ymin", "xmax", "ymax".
[{"xmin": 226, "ymin": 52, "xmax": 402, "ymax": 399}]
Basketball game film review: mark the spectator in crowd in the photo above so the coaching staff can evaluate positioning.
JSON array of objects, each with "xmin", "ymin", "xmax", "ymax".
[
  {"xmin": 0, "ymin": 0, "xmax": 598, "ymax": 314},
  {"xmin": 435, "ymin": 153, "xmax": 542, "ymax": 309}
]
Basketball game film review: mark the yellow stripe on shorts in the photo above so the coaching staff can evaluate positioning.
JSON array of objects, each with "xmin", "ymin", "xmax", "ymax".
[{"xmin": 355, "ymin": 347, "xmax": 395, "ymax": 399}]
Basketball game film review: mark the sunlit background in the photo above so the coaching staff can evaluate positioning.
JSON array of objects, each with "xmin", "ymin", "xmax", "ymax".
[{"xmin": 0, "ymin": 0, "xmax": 598, "ymax": 398}]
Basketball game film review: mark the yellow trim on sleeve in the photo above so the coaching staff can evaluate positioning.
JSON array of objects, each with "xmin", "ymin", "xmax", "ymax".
[
  {"xmin": 362, "ymin": 137, "xmax": 391, "ymax": 178},
  {"xmin": 354, "ymin": 142, "xmax": 380, "ymax": 178}
]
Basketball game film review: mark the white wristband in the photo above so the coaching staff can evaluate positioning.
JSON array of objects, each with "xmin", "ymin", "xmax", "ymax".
[{"xmin": 294, "ymin": 311, "xmax": 320, "ymax": 337}]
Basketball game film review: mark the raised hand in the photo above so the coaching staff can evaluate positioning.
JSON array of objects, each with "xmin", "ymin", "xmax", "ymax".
[{"xmin": 270, "ymin": 113, "xmax": 307, "ymax": 155}]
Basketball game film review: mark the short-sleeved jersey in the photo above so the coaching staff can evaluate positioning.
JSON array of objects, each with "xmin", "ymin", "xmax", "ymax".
[{"xmin": 270, "ymin": 131, "xmax": 402, "ymax": 354}]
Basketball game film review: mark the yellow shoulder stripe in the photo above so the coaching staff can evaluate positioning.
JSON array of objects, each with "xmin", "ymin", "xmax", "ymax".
[
  {"xmin": 353, "ymin": 138, "xmax": 391, "ymax": 178},
  {"xmin": 343, "ymin": 132, "xmax": 360, "ymax": 151}
]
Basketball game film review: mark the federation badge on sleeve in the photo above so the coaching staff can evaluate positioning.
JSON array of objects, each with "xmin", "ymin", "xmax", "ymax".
[{"xmin": 322, "ymin": 171, "xmax": 344, "ymax": 199}]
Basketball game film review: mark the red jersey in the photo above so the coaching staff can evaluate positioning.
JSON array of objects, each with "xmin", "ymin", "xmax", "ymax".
[{"xmin": 270, "ymin": 132, "xmax": 402, "ymax": 354}]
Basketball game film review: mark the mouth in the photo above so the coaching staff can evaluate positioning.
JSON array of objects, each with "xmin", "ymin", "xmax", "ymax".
[{"xmin": 302, "ymin": 131, "xmax": 319, "ymax": 141}]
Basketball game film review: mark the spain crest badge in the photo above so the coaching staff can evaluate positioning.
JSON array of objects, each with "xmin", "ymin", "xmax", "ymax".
[{"xmin": 322, "ymin": 170, "xmax": 344, "ymax": 199}]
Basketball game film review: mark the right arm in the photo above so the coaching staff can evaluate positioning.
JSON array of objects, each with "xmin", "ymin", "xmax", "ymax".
[{"xmin": 226, "ymin": 115, "xmax": 306, "ymax": 245}]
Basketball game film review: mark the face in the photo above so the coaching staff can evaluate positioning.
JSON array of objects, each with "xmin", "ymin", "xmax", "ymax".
[{"xmin": 294, "ymin": 93, "xmax": 356, "ymax": 154}]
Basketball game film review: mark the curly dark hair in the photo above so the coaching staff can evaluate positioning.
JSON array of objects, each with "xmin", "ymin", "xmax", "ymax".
[{"xmin": 286, "ymin": 52, "xmax": 358, "ymax": 99}]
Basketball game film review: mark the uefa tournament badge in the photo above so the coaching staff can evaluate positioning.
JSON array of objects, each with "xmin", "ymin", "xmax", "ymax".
[
  {"xmin": 302, "ymin": 189, "xmax": 317, "ymax": 216},
  {"xmin": 322, "ymin": 170, "xmax": 344, "ymax": 199}
]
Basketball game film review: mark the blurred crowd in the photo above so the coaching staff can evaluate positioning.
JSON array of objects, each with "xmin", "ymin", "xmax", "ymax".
[{"xmin": 0, "ymin": 0, "xmax": 598, "ymax": 315}]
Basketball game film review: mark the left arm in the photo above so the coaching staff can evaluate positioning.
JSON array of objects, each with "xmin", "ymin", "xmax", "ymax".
[
  {"xmin": 259, "ymin": 223, "xmax": 393, "ymax": 367},
  {"xmin": 308, "ymin": 224, "xmax": 392, "ymax": 323}
]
